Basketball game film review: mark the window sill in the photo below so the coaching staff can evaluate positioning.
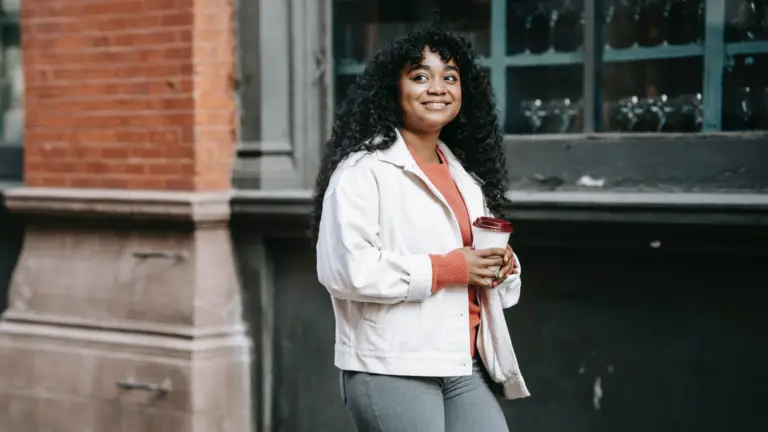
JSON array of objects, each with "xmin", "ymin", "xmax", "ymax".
[
  {"xmin": 229, "ymin": 188, "xmax": 768, "ymax": 233},
  {"xmin": 505, "ymin": 190, "xmax": 768, "ymax": 226}
]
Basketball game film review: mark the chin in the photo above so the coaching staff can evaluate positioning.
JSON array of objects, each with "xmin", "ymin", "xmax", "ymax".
[{"xmin": 422, "ymin": 113, "xmax": 458, "ymax": 128}]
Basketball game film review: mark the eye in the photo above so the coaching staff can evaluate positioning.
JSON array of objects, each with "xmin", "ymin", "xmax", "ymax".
[
  {"xmin": 445, "ymin": 75, "xmax": 459, "ymax": 83},
  {"xmin": 412, "ymin": 74, "xmax": 429, "ymax": 83}
]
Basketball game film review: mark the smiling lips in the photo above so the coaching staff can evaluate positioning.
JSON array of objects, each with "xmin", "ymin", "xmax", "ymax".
[{"xmin": 421, "ymin": 101, "xmax": 451, "ymax": 110}]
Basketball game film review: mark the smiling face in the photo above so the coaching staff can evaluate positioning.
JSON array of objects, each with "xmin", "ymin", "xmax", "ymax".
[{"xmin": 399, "ymin": 47, "xmax": 462, "ymax": 134}]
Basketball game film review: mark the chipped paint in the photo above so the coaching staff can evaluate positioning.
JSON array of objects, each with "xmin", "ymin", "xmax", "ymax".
[
  {"xmin": 593, "ymin": 376, "xmax": 603, "ymax": 410},
  {"xmin": 577, "ymin": 175, "xmax": 606, "ymax": 188}
]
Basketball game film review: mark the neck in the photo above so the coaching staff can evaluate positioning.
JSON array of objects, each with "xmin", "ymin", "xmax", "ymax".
[{"xmin": 399, "ymin": 128, "xmax": 441, "ymax": 164}]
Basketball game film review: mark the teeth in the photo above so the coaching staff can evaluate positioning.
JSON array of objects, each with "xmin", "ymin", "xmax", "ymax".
[{"xmin": 424, "ymin": 103, "xmax": 447, "ymax": 109}]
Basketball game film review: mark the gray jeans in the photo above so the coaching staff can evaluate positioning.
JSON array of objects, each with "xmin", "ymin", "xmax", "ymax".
[{"xmin": 339, "ymin": 359, "xmax": 510, "ymax": 432}]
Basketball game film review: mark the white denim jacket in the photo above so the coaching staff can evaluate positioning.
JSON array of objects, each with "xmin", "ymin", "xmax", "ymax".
[{"xmin": 316, "ymin": 129, "xmax": 529, "ymax": 399}]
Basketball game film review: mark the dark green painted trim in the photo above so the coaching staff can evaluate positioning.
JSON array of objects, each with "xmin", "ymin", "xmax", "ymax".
[
  {"xmin": 0, "ymin": 146, "xmax": 22, "ymax": 181},
  {"xmin": 702, "ymin": 0, "xmax": 726, "ymax": 131}
]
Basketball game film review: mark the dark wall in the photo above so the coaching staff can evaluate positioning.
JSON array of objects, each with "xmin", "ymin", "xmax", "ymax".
[
  {"xmin": 0, "ymin": 207, "xmax": 22, "ymax": 313},
  {"xmin": 505, "ymin": 133, "xmax": 768, "ymax": 192},
  {"xmin": 235, "ymin": 222, "xmax": 768, "ymax": 432}
]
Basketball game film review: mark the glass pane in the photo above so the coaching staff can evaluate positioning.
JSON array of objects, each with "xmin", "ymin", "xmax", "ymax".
[
  {"xmin": 506, "ymin": 64, "xmax": 584, "ymax": 134},
  {"xmin": 334, "ymin": 0, "xmax": 492, "ymax": 71},
  {"xmin": 504, "ymin": 1, "xmax": 585, "ymax": 134},
  {"xmin": 603, "ymin": 58, "xmax": 703, "ymax": 132},
  {"xmin": 722, "ymin": 54, "xmax": 768, "ymax": 130},
  {"xmin": 601, "ymin": 0, "xmax": 705, "ymax": 133},
  {"xmin": 508, "ymin": 0, "xmax": 585, "ymax": 55},
  {"xmin": 604, "ymin": 0, "xmax": 706, "ymax": 49},
  {"xmin": 724, "ymin": 0, "xmax": 768, "ymax": 43},
  {"xmin": 0, "ymin": 3, "xmax": 22, "ymax": 145}
]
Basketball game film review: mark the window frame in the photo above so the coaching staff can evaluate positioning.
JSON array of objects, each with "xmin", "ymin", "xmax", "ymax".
[{"xmin": 332, "ymin": 0, "xmax": 768, "ymax": 135}]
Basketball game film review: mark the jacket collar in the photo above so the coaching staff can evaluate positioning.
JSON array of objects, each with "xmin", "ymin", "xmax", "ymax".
[
  {"xmin": 375, "ymin": 128, "xmax": 474, "ymax": 180},
  {"xmin": 375, "ymin": 128, "xmax": 417, "ymax": 169}
]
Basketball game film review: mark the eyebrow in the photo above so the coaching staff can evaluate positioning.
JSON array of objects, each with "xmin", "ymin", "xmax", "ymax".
[{"xmin": 408, "ymin": 64, "xmax": 459, "ymax": 74}]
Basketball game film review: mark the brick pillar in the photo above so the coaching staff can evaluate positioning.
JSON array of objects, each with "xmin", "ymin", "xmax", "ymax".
[
  {"xmin": 22, "ymin": 0, "xmax": 235, "ymax": 191},
  {"xmin": 0, "ymin": 1, "xmax": 252, "ymax": 431}
]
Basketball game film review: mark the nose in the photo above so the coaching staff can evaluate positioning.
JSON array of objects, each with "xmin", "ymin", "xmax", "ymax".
[{"xmin": 427, "ymin": 79, "xmax": 446, "ymax": 95}]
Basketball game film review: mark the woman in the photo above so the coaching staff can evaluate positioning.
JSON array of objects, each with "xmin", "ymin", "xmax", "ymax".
[{"xmin": 314, "ymin": 24, "xmax": 529, "ymax": 432}]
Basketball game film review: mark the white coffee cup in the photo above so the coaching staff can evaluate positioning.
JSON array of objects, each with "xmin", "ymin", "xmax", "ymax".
[{"xmin": 471, "ymin": 217, "xmax": 513, "ymax": 275}]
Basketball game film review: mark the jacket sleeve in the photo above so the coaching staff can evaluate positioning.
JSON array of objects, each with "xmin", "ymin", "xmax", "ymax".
[
  {"xmin": 484, "ymin": 206, "xmax": 523, "ymax": 309},
  {"xmin": 497, "ymin": 252, "xmax": 522, "ymax": 309},
  {"xmin": 316, "ymin": 167, "xmax": 433, "ymax": 304}
]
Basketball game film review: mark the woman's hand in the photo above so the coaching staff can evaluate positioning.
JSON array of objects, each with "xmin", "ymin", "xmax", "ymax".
[
  {"xmin": 491, "ymin": 246, "xmax": 518, "ymax": 288},
  {"xmin": 458, "ymin": 247, "xmax": 506, "ymax": 288}
]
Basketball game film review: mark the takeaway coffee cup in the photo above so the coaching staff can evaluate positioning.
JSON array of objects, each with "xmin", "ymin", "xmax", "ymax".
[{"xmin": 471, "ymin": 217, "xmax": 513, "ymax": 275}]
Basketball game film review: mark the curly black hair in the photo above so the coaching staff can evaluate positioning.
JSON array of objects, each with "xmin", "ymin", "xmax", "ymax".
[{"xmin": 312, "ymin": 24, "xmax": 509, "ymax": 239}]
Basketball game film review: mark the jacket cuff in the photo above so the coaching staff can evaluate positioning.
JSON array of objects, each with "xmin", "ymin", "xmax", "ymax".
[
  {"xmin": 429, "ymin": 249, "xmax": 469, "ymax": 293},
  {"xmin": 405, "ymin": 254, "xmax": 433, "ymax": 301}
]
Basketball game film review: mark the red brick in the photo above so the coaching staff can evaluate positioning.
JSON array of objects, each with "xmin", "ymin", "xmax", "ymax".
[{"xmin": 23, "ymin": 0, "xmax": 235, "ymax": 191}]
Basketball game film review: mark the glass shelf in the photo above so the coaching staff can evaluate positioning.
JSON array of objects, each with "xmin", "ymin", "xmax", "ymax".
[
  {"xmin": 725, "ymin": 40, "xmax": 768, "ymax": 57},
  {"xmin": 337, "ymin": 41, "xmax": 768, "ymax": 76},
  {"xmin": 505, "ymin": 43, "xmax": 705, "ymax": 67},
  {"xmin": 505, "ymin": 51, "xmax": 583, "ymax": 67}
]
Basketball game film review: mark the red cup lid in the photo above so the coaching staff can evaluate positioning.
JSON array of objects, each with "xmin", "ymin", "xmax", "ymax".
[{"xmin": 472, "ymin": 217, "xmax": 513, "ymax": 233}]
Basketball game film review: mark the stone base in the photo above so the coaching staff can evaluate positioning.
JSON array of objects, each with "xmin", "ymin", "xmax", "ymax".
[
  {"xmin": 0, "ymin": 188, "xmax": 253, "ymax": 432},
  {"xmin": 0, "ymin": 321, "xmax": 251, "ymax": 431}
]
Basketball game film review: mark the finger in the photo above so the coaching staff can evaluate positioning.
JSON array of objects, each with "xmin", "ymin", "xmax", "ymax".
[
  {"xmin": 480, "ymin": 257, "xmax": 504, "ymax": 268},
  {"xmin": 470, "ymin": 275, "xmax": 488, "ymax": 287},
  {"xmin": 474, "ymin": 268, "xmax": 496, "ymax": 279},
  {"xmin": 474, "ymin": 277, "xmax": 493, "ymax": 287},
  {"xmin": 474, "ymin": 247, "xmax": 508, "ymax": 258},
  {"xmin": 504, "ymin": 247, "xmax": 513, "ymax": 263},
  {"xmin": 497, "ymin": 261, "xmax": 513, "ymax": 276}
]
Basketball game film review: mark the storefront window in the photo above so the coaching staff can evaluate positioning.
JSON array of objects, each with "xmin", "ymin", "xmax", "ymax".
[
  {"xmin": 334, "ymin": 0, "xmax": 492, "ymax": 109},
  {"xmin": 0, "ymin": 0, "xmax": 21, "ymax": 145},
  {"xmin": 333, "ymin": 0, "xmax": 768, "ymax": 135}
]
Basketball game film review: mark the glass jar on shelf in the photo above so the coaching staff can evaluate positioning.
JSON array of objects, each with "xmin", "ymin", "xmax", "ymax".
[{"xmin": 660, "ymin": 93, "xmax": 704, "ymax": 132}]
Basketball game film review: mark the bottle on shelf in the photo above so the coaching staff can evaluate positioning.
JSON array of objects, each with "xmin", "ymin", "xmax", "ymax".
[
  {"xmin": 696, "ymin": 1, "xmax": 706, "ymax": 43},
  {"xmin": 552, "ymin": 0, "xmax": 583, "ymax": 53},
  {"xmin": 605, "ymin": 0, "xmax": 638, "ymax": 49},
  {"xmin": 722, "ymin": 68, "xmax": 752, "ymax": 130},
  {"xmin": 526, "ymin": 4, "xmax": 552, "ymax": 54},
  {"xmin": 660, "ymin": 93, "xmax": 704, "ymax": 132},
  {"xmin": 507, "ymin": 2, "xmax": 528, "ymax": 55},
  {"xmin": 636, "ymin": 0, "xmax": 668, "ymax": 47},
  {"xmin": 755, "ymin": 87, "xmax": 768, "ymax": 128},
  {"xmin": 667, "ymin": 0, "xmax": 702, "ymax": 45},
  {"xmin": 726, "ymin": 0, "xmax": 768, "ymax": 42}
]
